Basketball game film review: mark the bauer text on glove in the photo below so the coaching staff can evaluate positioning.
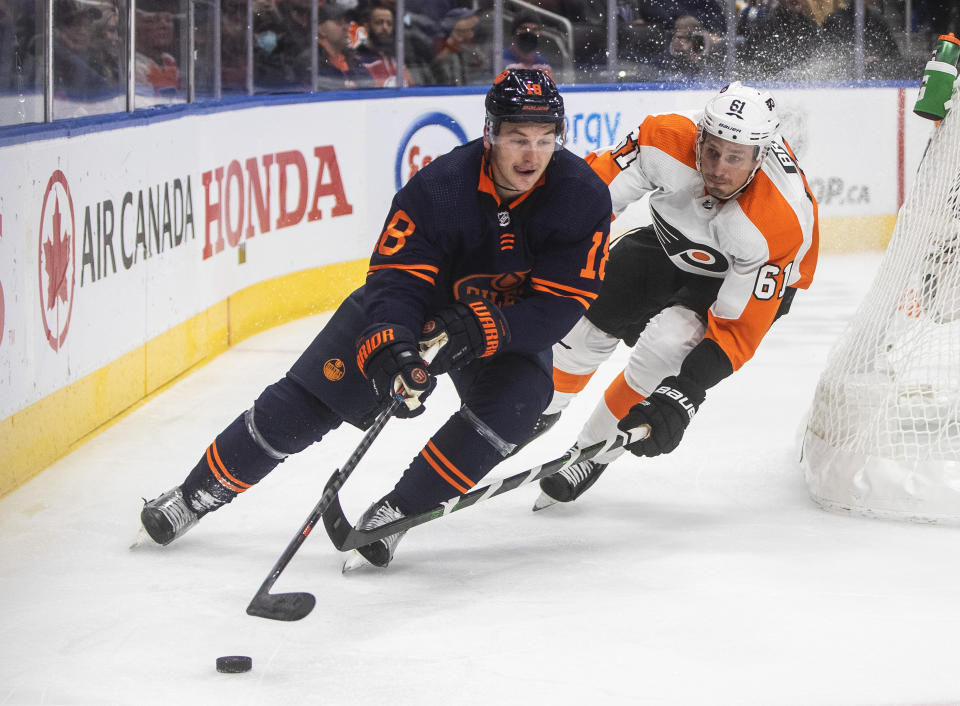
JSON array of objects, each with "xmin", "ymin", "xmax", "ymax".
[{"xmin": 617, "ymin": 376, "xmax": 706, "ymax": 457}]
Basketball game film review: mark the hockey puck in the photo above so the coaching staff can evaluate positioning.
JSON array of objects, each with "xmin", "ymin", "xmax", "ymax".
[{"xmin": 216, "ymin": 656, "xmax": 252, "ymax": 673}]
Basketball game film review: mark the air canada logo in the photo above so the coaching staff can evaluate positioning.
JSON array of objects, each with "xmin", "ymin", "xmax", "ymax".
[
  {"xmin": 650, "ymin": 208, "xmax": 728, "ymax": 275},
  {"xmin": 323, "ymin": 358, "xmax": 346, "ymax": 381},
  {"xmin": 38, "ymin": 170, "xmax": 77, "ymax": 351}
]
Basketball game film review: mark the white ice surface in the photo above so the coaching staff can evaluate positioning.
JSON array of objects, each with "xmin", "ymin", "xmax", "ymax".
[{"xmin": 3, "ymin": 253, "xmax": 960, "ymax": 706}]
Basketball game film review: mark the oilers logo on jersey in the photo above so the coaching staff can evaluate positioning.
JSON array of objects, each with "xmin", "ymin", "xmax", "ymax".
[{"xmin": 454, "ymin": 271, "xmax": 529, "ymax": 308}]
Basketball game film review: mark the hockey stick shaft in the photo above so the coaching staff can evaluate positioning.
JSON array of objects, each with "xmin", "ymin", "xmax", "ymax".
[
  {"xmin": 246, "ymin": 336, "xmax": 446, "ymax": 620},
  {"xmin": 322, "ymin": 424, "xmax": 649, "ymax": 551},
  {"xmin": 246, "ymin": 398, "xmax": 400, "ymax": 618}
]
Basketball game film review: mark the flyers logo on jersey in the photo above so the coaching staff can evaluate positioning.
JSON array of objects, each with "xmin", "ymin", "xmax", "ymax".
[{"xmin": 651, "ymin": 208, "xmax": 728, "ymax": 275}]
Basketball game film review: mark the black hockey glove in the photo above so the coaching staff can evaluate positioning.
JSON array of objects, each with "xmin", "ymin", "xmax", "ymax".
[
  {"xmin": 617, "ymin": 376, "xmax": 706, "ymax": 457},
  {"xmin": 356, "ymin": 323, "xmax": 435, "ymax": 418},
  {"xmin": 420, "ymin": 295, "xmax": 510, "ymax": 375}
]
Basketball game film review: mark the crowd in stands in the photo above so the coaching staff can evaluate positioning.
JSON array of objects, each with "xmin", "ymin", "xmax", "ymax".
[
  {"xmin": 1, "ymin": 0, "xmax": 958, "ymax": 124},
  {"xmin": 239, "ymin": 0, "xmax": 955, "ymax": 89}
]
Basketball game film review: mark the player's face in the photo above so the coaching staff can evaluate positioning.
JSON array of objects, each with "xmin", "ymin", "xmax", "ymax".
[
  {"xmin": 486, "ymin": 122, "xmax": 556, "ymax": 199},
  {"xmin": 699, "ymin": 134, "xmax": 761, "ymax": 200}
]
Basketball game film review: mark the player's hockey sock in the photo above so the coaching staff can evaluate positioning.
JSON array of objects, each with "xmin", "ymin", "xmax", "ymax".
[
  {"xmin": 545, "ymin": 367, "xmax": 597, "ymax": 415},
  {"xmin": 571, "ymin": 372, "xmax": 647, "ymax": 466},
  {"xmin": 181, "ymin": 410, "xmax": 283, "ymax": 513},
  {"xmin": 181, "ymin": 377, "xmax": 340, "ymax": 514},
  {"xmin": 391, "ymin": 411, "xmax": 505, "ymax": 515},
  {"xmin": 603, "ymin": 370, "xmax": 647, "ymax": 419}
]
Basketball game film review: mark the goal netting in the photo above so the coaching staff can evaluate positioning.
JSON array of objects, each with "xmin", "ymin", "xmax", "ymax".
[{"xmin": 801, "ymin": 83, "xmax": 960, "ymax": 524}]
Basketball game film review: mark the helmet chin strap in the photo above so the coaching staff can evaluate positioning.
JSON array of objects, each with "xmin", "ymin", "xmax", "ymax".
[
  {"xmin": 488, "ymin": 159, "xmax": 524, "ymax": 196},
  {"xmin": 482, "ymin": 136, "xmax": 524, "ymax": 198}
]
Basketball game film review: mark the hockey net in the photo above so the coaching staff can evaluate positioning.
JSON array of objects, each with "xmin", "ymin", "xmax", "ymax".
[{"xmin": 802, "ymin": 82, "xmax": 960, "ymax": 523}]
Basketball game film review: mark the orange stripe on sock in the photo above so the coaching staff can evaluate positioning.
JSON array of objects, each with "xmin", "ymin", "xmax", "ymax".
[
  {"xmin": 603, "ymin": 371, "xmax": 646, "ymax": 420},
  {"xmin": 426, "ymin": 441, "xmax": 475, "ymax": 489},
  {"xmin": 553, "ymin": 367, "xmax": 594, "ymax": 394},
  {"xmin": 420, "ymin": 447, "xmax": 470, "ymax": 494},
  {"xmin": 210, "ymin": 440, "xmax": 253, "ymax": 490},
  {"xmin": 205, "ymin": 445, "xmax": 247, "ymax": 494}
]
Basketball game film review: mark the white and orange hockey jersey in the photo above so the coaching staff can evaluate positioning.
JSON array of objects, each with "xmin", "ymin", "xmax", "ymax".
[{"xmin": 586, "ymin": 111, "xmax": 820, "ymax": 374}]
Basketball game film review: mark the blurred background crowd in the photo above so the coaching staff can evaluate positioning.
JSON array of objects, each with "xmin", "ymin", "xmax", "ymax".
[{"xmin": 1, "ymin": 0, "xmax": 957, "ymax": 125}]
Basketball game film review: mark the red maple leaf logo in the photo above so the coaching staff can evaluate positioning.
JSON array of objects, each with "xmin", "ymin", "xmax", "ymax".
[{"xmin": 43, "ymin": 196, "xmax": 71, "ymax": 310}]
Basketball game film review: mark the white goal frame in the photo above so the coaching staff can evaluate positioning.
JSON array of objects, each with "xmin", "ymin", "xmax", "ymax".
[{"xmin": 801, "ymin": 82, "xmax": 960, "ymax": 523}]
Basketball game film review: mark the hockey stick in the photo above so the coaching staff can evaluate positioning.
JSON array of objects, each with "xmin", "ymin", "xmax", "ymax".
[
  {"xmin": 322, "ymin": 423, "xmax": 650, "ymax": 552},
  {"xmin": 245, "ymin": 398, "xmax": 401, "ymax": 621},
  {"xmin": 246, "ymin": 335, "xmax": 446, "ymax": 621}
]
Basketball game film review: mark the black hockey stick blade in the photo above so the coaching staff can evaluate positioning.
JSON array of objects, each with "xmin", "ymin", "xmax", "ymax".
[
  {"xmin": 246, "ymin": 588, "xmax": 317, "ymax": 621},
  {"xmin": 322, "ymin": 423, "xmax": 650, "ymax": 552}
]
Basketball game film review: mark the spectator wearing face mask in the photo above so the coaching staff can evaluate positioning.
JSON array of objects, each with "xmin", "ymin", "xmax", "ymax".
[
  {"xmin": 503, "ymin": 14, "xmax": 552, "ymax": 78},
  {"xmin": 254, "ymin": 0, "xmax": 314, "ymax": 91}
]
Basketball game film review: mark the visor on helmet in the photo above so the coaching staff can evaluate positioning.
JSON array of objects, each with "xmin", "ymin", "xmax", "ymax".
[{"xmin": 485, "ymin": 120, "xmax": 565, "ymax": 152}]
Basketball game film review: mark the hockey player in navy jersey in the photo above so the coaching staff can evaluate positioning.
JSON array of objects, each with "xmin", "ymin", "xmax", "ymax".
[{"xmin": 139, "ymin": 69, "xmax": 612, "ymax": 568}]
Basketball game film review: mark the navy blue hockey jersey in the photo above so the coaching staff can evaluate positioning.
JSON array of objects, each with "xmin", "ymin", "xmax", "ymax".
[{"xmin": 364, "ymin": 138, "xmax": 613, "ymax": 355}]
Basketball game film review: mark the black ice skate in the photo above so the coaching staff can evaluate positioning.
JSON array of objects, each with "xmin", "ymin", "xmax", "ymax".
[
  {"xmin": 533, "ymin": 457, "xmax": 608, "ymax": 511},
  {"xmin": 344, "ymin": 498, "xmax": 408, "ymax": 570},
  {"xmin": 139, "ymin": 486, "xmax": 200, "ymax": 546}
]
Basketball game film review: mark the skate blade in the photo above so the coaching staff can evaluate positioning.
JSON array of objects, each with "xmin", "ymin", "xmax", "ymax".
[
  {"xmin": 341, "ymin": 550, "xmax": 374, "ymax": 574},
  {"xmin": 128, "ymin": 525, "xmax": 153, "ymax": 550},
  {"xmin": 532, "ymin": 492, "xmax": 559, "ymax": 512}
]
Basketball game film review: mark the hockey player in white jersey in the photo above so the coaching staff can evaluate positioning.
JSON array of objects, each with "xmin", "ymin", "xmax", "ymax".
[{"xmin": 534, "ymin": 82, "xmax": 820, "ymax": 508}]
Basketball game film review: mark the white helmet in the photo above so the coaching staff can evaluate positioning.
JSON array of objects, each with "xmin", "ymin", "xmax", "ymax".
[{"xmin": 696, "ymin": 82, "xmax": 780, "ymax": 197}]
